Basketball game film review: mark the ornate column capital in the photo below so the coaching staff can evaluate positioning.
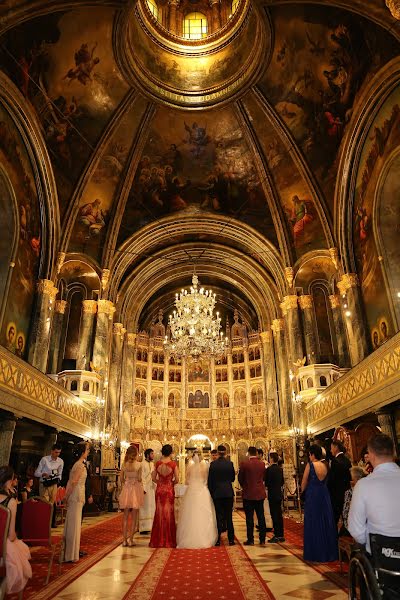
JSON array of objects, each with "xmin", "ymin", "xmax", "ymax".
[
  {"xmin": 280, "ymin": 295, "xmax": 298, "ymax": 315},
  {"xmin": 337, "ymin": 273, "xmax": 359, "ymax": 295},
  {"xmin": 82, "ymin": 299, "xmax": 97, "ymax": 314},
  {"xmin": 386, "ymin": 0, "xmax": 400, "ymax": 19},
  {"xmin": 127, "ymin": 333, "xmax": 137, "ymax": 347},
  {"xmin": 329, "ymin": 294, "xmax": 341, "ymax": 309},
  {"xmin": 97, "ymin": 299, "xmax": 115, "ymax": 317},
  {"xmin": 284, "ymin": 267, "xmax": 294, "ymax": 289},
  {"xmin": 101, "ymin": 268, "xmax": 110, "ymax": 291},
  {"xmin": 37, "ymin": 279, "xmax": 58, "ymax": 301},
  {"xmin": 271, "ymin": 318, "xmax": 285, "ymax": 334},
  {"xmin": 298, "ymin": 295, "xmax": 313, "ymax": 310},
  {"xmin": 113, "ymin": 322, "xmax": 125, "ymax": 337},
  {"xmin": 55, "ymin": 300, "xmax": 68, "ymax": 314},
  {"xmin": 260, "ymin": 331, "xmax": 272, "ymax": 343}
]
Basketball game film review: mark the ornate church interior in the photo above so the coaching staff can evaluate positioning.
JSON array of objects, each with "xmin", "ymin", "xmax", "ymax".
[{"xmin": 1, "ymin": 0, "xmax": 400, "ymax": 597}]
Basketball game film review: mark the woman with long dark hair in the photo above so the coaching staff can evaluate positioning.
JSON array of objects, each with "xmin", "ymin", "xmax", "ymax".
[{"xmin": 0, "ymin": 465, "xmax": 32, "ymax": 594}]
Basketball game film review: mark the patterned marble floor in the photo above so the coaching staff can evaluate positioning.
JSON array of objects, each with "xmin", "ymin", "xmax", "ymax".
[{"xmin": 52, "ymin": 513, "xmax": 347, "ymax": 600}]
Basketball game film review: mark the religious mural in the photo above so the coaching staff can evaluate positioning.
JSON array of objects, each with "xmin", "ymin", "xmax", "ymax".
[
  {"xmin": 353, "ymin": 86, "xmax": 400, "ymax": 346},
  {"xmin": 0, "ymin": 104, "xmax": 41, "ymax": 358},
  {"xmin": 188, "ymin": 390, "xmax": 210, "ymax": 409},
  {"xmin": 259, "ymin": 5, "xmax": 400, "ymax": 210},
  {"xmin": 117, "ymin": 106, "xmax": 277, "ymax": 246},
  {"xmin": 0, "ymin": 8, "xmax": 129, "ymax": 218},
  {"xmin": 188, "ymin": 359, "xmax": 210, "ymax": 383}
]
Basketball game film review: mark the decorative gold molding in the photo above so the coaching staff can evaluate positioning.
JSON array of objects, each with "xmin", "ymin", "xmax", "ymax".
[
  {"xmin": 55, "ymin": 300, "xmax": 67, "ymax": 314},
  {"xmin": 271, "ymin": 318, "xmax": 285, "ymax": 334},
  {"xmin": 113, "ymin": 322, "xmax": 125, "ymax": 336},
  {"xmin": 328, "ymin": 247, "xmax": 340, "ymax": 270},
  {"xmin": 386, "ymin": 0, "xmax": 400, "ymax": 19},
  {"xmin": 127, "ymin": 333, "xmax": 137, "ymax": 346},
  {"xmin": 280, "ymin": 295, "xmax": 298, "ymax": 315},
  {"xmin": 101, "ymin": 268, "xmax": 111, "ymax": 291},
  {"xmin": 284, "ymin": 267, "xmax": 294, "ymax": 289},
  {"xmin": 329, "ymin": 294, "xmax": 341, "ymax": 309},
  {"xmin": 37, "ymin": 279, "xmax": 58, "ymax": 300},
  {"xmin": 298, "ymin": 295, "xmax": 313, "ymax": 310},
  {"xmin": 337, "ymin": 273, "xmax": 359, "ymax": 295},
  {"xmin": 97, "ymin": 299, "xmax": 115, "ymax": 316},
  {"xmin": 56, "ymin": 252, "xmax": 66, "ymax": 274},
  {"xmin": 259, "ymin": 331, "xmax": 272, "ymax": 344},
  {"xmin": 82, "ymin": 300, "xmax": 97, "ymax": 314}
]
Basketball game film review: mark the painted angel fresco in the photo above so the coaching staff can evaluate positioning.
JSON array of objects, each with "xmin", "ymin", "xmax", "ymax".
[{"xmin": 63, "ymin": 42, "xmax": 100, "ymax": 85}]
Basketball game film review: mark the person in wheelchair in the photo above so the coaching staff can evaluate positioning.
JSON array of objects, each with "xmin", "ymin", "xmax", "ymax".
[{"xmin": 348, "ymin": 433, "xmax": 400, "ymax": 599}]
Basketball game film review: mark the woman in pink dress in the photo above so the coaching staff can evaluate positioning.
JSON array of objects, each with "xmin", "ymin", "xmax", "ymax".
[
  {"xmin": 149, "ymin": 444, "xmax": 179, "ymax": 548},
  {"xmin": 119, "ymin": 446, "xmax": 144, "ymax": 546},
  {"xmin": 0, "ymin": 465, "xmax": 32, "ymax": 594}
]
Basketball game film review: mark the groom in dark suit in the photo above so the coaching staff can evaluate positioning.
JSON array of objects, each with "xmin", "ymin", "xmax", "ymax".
[{"xmin": 208, "ymin": 445, "xmax": 235, "ymax": 546}]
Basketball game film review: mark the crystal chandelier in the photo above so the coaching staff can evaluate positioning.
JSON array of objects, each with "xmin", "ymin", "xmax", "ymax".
[{"xmin": 164, "ymin": 274, "xmax": 228, "ymax": 360}]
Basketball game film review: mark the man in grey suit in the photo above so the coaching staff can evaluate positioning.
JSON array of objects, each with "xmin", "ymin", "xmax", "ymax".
[{"xmin": 208, "ymin": 445, "xmax": 235, "ymax": 546}]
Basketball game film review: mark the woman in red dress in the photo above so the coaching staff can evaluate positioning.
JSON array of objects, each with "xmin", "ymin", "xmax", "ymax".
[{"xmin": 149, "ymin": 444, "xmax": 179, "ymax": 548}]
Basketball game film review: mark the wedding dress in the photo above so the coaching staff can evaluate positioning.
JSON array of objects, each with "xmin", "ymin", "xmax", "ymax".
[{"xmin": 176, "ymin": 455, "xmax": 218, "ymax": 549}]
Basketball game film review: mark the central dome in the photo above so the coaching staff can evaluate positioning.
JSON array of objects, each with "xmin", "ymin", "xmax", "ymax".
[{"xmin": 115, "ymin": 0, "xmax": 271, "ymax": 108}]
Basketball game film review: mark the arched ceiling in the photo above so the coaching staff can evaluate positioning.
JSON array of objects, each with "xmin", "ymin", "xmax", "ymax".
[{"xmin": 0, "ymin": 0, "xmax": 399, "ymax": 329}]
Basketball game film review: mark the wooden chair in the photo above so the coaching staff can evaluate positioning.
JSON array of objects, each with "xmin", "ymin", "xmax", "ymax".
[
  {"xmin": 338, "ymin": 535, "xmax": 354, "ymax": 574},
  {"xmin": 0, "ymin": 503, "xmax": 10, "ymax": 600},
  {"xmin": 55, "ymin": 487, "xmax": 67, "ymax": 525},
  {"xmin": 20, "ymin": 497, "xmax": 61, "ymax": 585}
]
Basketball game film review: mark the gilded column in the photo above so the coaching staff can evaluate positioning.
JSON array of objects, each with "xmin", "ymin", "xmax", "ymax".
[
  {"xmin": 337, "ymin": 274, "xmax": 368, "ymax": 366},
  {"xmin": 281, "ymin": 295, "xmax": 304, "ymax": 365},
  {"xmin": 0, "ymin": 415, "xmax": 17, "ymax": 465},
  {"xmin": 227, "ymin": 351, "xmax": 234, "ymax": 428},
  {"xmin": 271, "ymin": 318, "xmax": 291, "ymax": 427},
  {"xmin": 121, "ymin": 333, "xmax": 136, "ymax": 441},
  {"xmin": 298, "ymin": 295, "xmax": 318, "ymax": 364},
  {"xmin": 329, "ymin": 295, "xmax": 349, "ymax": 367},
  {"xmin": 92, "ymin": 299, "xmax": 115, "ymax": 375},
  {"xmin": 209, "ymin": 0, "xmax": 221, "ymax": 32},
  {"xmin": 47, "ymin": 300, "xmax": 67, "ymax": 374},
  {"xmin": 243, "ymin": 347, "xmax": 252, "ymax": 428},
  {"xmin": 28, "ymin": 279, "xmax": 59, "ymax": 372},
  {"xmin": 168, "ymin": 0, "xmax": 179, "ymax": 34},
  {"xmin": 107, "ymin": 323, "xmax": 125, "ymax": 429},
  {"xmin": 260, "ymin": 331, "xmax": 278, "ymax": 428},
  {"xmin": 163, "ymin": 352, "xmax": 170, "ymax": 410},
  {"xmin": 76, "ymin": 300, "xmax": 97, "ymax": 370}
]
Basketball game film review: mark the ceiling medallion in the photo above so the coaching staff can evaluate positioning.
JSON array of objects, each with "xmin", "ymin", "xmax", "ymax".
[
  {"xmin": 164, "ymin": 274, "xmax": 228, "ymax": 359},
  {"xmin": 115, "ymin": 0, "xmax": 271, "ymax": 108}
]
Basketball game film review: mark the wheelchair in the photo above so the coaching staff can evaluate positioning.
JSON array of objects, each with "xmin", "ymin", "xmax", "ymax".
[{"xmin": 349, "ymin": 534, "xmax": 400, "ymax": 599}]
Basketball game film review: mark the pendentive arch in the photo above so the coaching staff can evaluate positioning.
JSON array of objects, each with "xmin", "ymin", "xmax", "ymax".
[{"xmin": 0, "ymin": 165, "xmax": 19, "ymax": 330}]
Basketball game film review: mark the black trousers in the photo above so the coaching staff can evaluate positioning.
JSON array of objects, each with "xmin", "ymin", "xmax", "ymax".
[
  {"xmin": 269, "ymin": 498, "xmax": 284, "ymax": 538},
  {"xmin": 243, "ymin": 499, "xmax": 266, "ymax": 542},
  {"xmin": 213, "ymin": 497, "xmax": 234, "ymax": 543},
  {"xmin": 331, "ymin": 497, "xmax": 344, "ymax": 526}
]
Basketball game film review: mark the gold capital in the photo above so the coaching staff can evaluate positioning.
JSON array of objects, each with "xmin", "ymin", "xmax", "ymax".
[
  {"xmin": 127, "ymin": 333, "xmax": 137, "ymax": 347},
  {"xmin": 113, "ymin": 322, "xmax": 124, "ymax": 336},
  {"xmin": 329, "ymin": 294, "xmax": 340, "ymax": 309},
  {"xmin": 260, "ymin": 331, "xmax": 272, "ymax": 344},
  {"xmin": 280, "ymin": 295, "xmax": 298, "ymax": 315},
  {"xmin": 298, "ymin": 295, "xmax": 313, "ymax": 310},
  {"xmin": 337, "ymin": 273, "xmax": 359, "ymax": 295},
  {"xmin": 271, "ymin": 318, "xmax": 285, "ymax": 334},
  {"xmin": 284, "ymin": 267, "xmax": 294, "ymax": 289},
  {"xmin": 37, "ymin": 279, "xmax": 58, "ymax": 300},
  {"xmin": 101, "ymin": 268, "xmax": 110, "ymax": 291},
  {"xmin": 97, "ymin": 299, "xmax": 115, "ymax": 316},
  {"xmin": 55, "ymin": 300, "xmax": 67, "ymax": 314},
  {"xmin": 82, "ymin": 300, "xmax": 97, "ymax": 314}
]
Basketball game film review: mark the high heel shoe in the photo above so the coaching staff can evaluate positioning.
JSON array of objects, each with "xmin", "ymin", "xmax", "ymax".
[
  {"xmin": 127, "ymin": 537, "xmax": 136, "ymax": 547},
  {"xmin": 122, "ymin": 539, "xmax": 128, "ymax": 547}
]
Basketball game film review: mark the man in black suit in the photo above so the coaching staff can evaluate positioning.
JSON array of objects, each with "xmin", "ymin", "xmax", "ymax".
[
  {"xmin": 264, "ymin": 452, "xmax": 285, "ymax": 543},
  {"xmin": 328, "ymin": 440, "xmax": 351, "ymax": 526},
  {"xmin": 207, "ymin": 444, "xmax": 235, "ymax": 546}
]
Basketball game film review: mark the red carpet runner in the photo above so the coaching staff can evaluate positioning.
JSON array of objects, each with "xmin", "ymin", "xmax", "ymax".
[
  {"xmin": 21, "ymin": 513, "xmax": 123, "ymax": 600},
  {"xmin": 123, "ymin": 543, "xmax": 276, "ymax": 600}
]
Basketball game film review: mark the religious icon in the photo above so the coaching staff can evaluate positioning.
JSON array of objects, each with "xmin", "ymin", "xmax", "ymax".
[
  {"xmin": 6, "ymin": 322, "xmax": 17, "ymax": 352},
  {"xmin": 15, "ymin": 332, "xmax": 25, "ymax": 358}
]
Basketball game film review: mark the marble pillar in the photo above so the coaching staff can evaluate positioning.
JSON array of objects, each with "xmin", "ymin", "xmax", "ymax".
[
  {"xmin": 209, "ymin": 0, "xmax": 221, "ymax": 32},
  {"xmin": 298, "ymin": 295, "xmax": 318, "ymax": 365},
  {"xmin": 260, "ymin": 331, "xmax": 278, "ymax": 428},
  {"xmin": 376, "ymin": 411, "xmax": 397, "ymax": 448},
  {"xmin": 77, "ymin": 300, "xmax": 97, "ymax": 370},
  {"xmin": 92, "ymin": 299, "xmax": 115, "ymax": 375},
  {"xmin": 329, "ymin": 295, "xmax": 349, "ymax": 368},
  {"xmin": 168, "ymin": 0, "xmax": 179, "ymax": 33},
  {"xmin": 337, "ymin": 274, "xmax": 368, "ymax": 366},
  {"xmin": 48, "ymin": 300, "xmax": 67, "ymax": 374},
  {"xmin": 0, "ymin": 416, "xmax": 17, "ymax": 465},
  {"xmin": 271, "ymin": 319, "xmax": 291, "ymax": 427},
  {"xmin": 28, "ymin": 279, "xmax": 59, "ymax": 372},
  {"xmin": 281, "ymin": 295, "xmax": 304, "ymax": 365},
  {"xmin": 107, "ymin": 323, "xmax": 125, "ymax": 429}
]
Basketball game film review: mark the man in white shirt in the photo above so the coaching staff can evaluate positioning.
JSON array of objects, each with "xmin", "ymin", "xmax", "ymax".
[
  {"xmin": 139, "ymin": 448, "xmax": 155, "ymax": 534},
  {"xmin": 34, "ymin": 443, "xmax": 64, "ymax": 506},
  {"xmin": 348, "ymin": 433, "xmax": 400, "ymax": 553}
]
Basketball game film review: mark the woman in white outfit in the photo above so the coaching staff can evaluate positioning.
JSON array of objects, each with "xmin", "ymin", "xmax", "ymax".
[
  {"xmin": 176, "ymin": 453, "xmax": 218, "ymax": 549},
  {"xmin": 63, "ymin": 442, "xmax": 89, "ymax": 562}
]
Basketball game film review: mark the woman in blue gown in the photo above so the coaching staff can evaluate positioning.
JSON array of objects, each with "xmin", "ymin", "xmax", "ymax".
[{"xmin": 301, "ymin": 444, "xmax": 338, "ymax": 562}]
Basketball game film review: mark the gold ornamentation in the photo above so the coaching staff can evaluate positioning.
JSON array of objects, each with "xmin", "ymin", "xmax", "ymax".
[
  {"xmin": 386, "ymin": 0, "xmax": 400, "ymax": 19},
  {"xmin": 329, "ymin": 247, "xmax": 340, "ymax": 270},
  {"xmin": 97, "ymin": 299, "xmax": 115, "ymax": 316},
  {"xmin": 56, "ymin": 252, "xmax": 66, "ymax": 274},
  {"xmin": 37, "ymin": 279, "xmax": 58, "ymax": 300},
  {"xmin": 271, "ymin": 318, "xmax": 285, "ymax": 334},
  {"xmin": 101, "ymin": 268, "xmax": 110, "ymax": 291},
  {"xmin": 337, "ymin": 273, "xmax": 359, "ymax": 295},
  {"xmin": 284, "ymin": 267, "xmax": 294, "ymax": 289},
  {"xmin": 82, "ymin": 300, "xmax": 97, "ymax": 314},
  {"xmin": 113, "ymin": 322, "xmax": 124, "ymax": 336},
  {"xmin": 329, "ymin": 295, "xmax": 340, "ymax": 309},
  {"xmin": 127, "ymin": 333, "xmax": 137, "ymax": 346},
  {"xmin": 259, "ymin": 331, "xmax": 272, "ymax": 344},
  {"xmin": 280, "ymin": 295, "xmax": 298, "ymax": 315},
  {"xmin": 55, "ymin": 300, "xmax": 67, "ymax": 314},
  {"xmin": 298, "ymin": 295, "xmax": 313, "ymax": 310}
]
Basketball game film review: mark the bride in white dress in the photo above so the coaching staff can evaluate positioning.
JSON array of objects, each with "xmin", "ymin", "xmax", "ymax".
[{"xmin": 176, "ymin": 453, "xmax": 218, "ymax": 549}]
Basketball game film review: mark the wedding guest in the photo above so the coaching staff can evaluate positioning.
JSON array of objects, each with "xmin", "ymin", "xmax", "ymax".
[
  {"xmin": 301, "ymin": 444, "xmax": 338, "ymax": 562},
  {"xmin": 63, "ymin": 442, "xmax": 90, "ymax": 563},
  {"xmin": 208, "ymin": 445, "xmax": 235, "ymax": 546},
  {"xmin": 149, "ymin": 444, "xmax": 179, "ymax": 548},
  {"xmin": 119, "ymin": 445, "xmax": 144, "ymax": 546},
  {"xmin": 265, "ymin": 452, "xmax": 285, "ymax": 543},
  {"xmin": 359, "ymin": 446, "xmax": 373, "ymax": 474},
  {"xmin": 20, "ymin": 477, "xmax": 35, "ymax": 503},
  {"xmin": 139, "ymin": 448, "xmax": 155, "ymax": 535},
  {"xmin": 340, "ymin": 466, "xmax": 365, "ymax": 536},
  {"xmin": 327, "ymin": 440, "xmax": 351, "ymax": 526},
  {"xmin": 0, "ymin": 465, "xmax": 32, "ymax": 594},
  {"xmin": 238, "ymin": 446, "xmax": 267, "ymax": 545},
  {"xmin": 210, "ymin": 449, "xmax": 218, "ymax": 462}
]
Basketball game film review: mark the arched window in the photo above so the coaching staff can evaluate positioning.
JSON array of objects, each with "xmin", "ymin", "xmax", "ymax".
[
  {"xmin": 307, "ymin": 377, "xmax": 314, "ymax": 389},
  {"xmin": 320, "ymin": 375, "xmax": 327, "ymax": 387},
  {"xmin": 183, "ymin": 13, "xmax": 208, "ymax": 39},
  {"xmin": 82, "ymin": 381, "xmax": 90, "ymax": 392},
  {"xmin": 70, "ymin": 380, "xmax": 78, "ymax": 391}
]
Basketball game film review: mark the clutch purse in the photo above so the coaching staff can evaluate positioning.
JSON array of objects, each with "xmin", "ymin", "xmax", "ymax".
[{"xmin": 174, "ymin": 484, "xmax": 187, "ymax": 497}]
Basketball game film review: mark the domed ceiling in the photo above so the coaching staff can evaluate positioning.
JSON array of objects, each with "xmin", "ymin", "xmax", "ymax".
[{"xmin": 0, "ymin": 0, "xmax": 399, "ymax": 328}]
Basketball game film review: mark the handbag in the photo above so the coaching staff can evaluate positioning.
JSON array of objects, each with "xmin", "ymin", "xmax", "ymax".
[{"xmin": 42, "ymin": 476, "xmax": 60, "ymax": 487}]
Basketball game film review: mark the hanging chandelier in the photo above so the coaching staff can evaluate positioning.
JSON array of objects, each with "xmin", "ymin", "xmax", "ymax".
[{"xmin": 164, "ymin": 274, "xmax": 228, "ymax": 360}]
